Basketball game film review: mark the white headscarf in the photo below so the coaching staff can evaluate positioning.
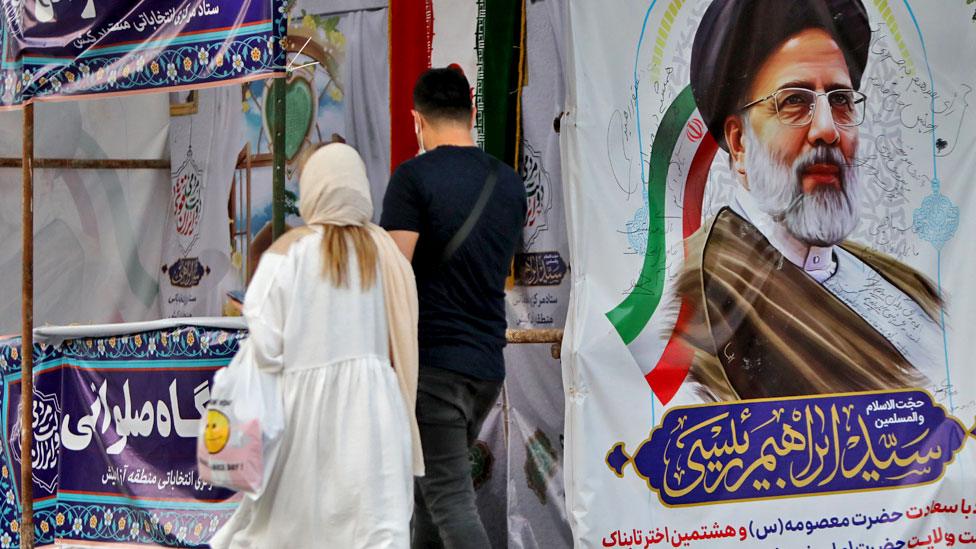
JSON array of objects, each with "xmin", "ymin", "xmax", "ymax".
[{"xmin": 298, "ymin": 143, "xmax": 374, "ymax": 226}]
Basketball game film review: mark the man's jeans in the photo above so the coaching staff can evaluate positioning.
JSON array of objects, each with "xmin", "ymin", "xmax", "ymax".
[{"xmin": 411, "ymin": 367, "xmax": 503, "ymax": 549}]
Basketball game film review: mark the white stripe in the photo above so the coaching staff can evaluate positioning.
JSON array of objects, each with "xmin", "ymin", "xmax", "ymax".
[{"xmin": 430, "ymin": 0, "xmax": 481, "ymax": 144}]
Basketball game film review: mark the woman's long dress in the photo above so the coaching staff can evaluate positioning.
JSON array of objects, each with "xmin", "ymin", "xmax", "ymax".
[{"xmin": 210, "ymin": 227, "xmax": 412, "ymax": 548}]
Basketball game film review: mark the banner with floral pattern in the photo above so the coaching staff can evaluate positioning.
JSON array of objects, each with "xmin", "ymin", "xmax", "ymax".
[
  {"xmin": 0, "ymin": 0, "xmax": 285, "ymax": 108},
  {"xmin": 0, "ymin": 324, "xmax": 246, "ymax": 547}
]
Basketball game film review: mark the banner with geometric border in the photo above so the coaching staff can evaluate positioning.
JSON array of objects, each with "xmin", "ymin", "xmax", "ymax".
[
  {"xmin": 0, "ymin": 0, "xmax": 285, "ymax": 109},
  {"xmin": 0, "ymin": 325, "xmax": 244, "ymax": 547}
]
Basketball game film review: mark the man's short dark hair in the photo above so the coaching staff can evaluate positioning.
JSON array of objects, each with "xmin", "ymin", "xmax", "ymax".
[{"xmin": 413, "ymin": 67, "xmax": 472, "ymax": 124}]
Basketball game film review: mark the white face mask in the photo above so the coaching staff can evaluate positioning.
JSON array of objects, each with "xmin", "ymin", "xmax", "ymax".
[{"xmin": 415, "ymin": 120, "xmax": 426, "ymax": 156}]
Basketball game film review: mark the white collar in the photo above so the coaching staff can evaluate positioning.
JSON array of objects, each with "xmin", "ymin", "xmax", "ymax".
[{"xmin": 731, "ymin": 186, "xmax": 837, "ymax": 282}]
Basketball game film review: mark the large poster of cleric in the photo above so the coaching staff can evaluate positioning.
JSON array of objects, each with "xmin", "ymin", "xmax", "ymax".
[
  {"xmin": 0, "ymin": 325, "xmax": 244, "ymax": 547},
  {"xmin": 561, "ymin": 0, "xmax": 976, "ymax": 547},
  {"xmin": 0, "ymin": 0, "xmax": 285, "ymax": 108}
]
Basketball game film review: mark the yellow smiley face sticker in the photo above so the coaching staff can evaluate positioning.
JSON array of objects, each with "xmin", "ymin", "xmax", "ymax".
[{"xmin": 204, "ymin": 410, "xmax": 230, "ymax": 454}]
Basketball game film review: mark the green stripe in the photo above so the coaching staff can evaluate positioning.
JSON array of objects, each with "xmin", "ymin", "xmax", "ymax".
[
  {"xmin": 13, "ymin": 24, "xmax": 271, "ymax": 66},
  {"xmin": 33, "ymin": 499, "xmax": 58, "ymax": 510},
  {"xmin": 20, "ymin": 356, "xmax": 64, "ymax": 375},
  {"xmin": 59, "ymin": 493, "xmax": 238, "ymax": 510},
  {"xmin": 79, "ymin": 23, "xmax": 271, "ymax": 58},
  {"xmin": 3, "ymin": 358, "xmax": 227, "ymax": 383},
  {"xmin": 479, "ymin": 0, "xmax": 522, "ymax": 164},
  {"xmin": 20, "ymin": 56, "xmax": 73, "ymax": 66},
  {"xmin": 606, "ymin": 85, "xmax": 696, "ymax": 344},
  {"xmin": 77, "ymin": 132, "xmax": 161, "ymax": 307},
  {"xmin": 59, "ymin": 357, "xmax": 229, "ymax": 369}
]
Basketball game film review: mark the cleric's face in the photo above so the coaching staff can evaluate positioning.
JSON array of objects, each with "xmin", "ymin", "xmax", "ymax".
[
  {"xmin": 728, "ymin": 28, "xmax": 863, "ymax": 246},
  {"xmin": 743, "ymin": 28, "xmax": 859, "ymax": 189}
]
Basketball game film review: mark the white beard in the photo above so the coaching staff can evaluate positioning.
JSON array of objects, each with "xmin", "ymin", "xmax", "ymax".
[{"xmin": 744, "ymin": 125, "xmax": 861, "ymax": 247}]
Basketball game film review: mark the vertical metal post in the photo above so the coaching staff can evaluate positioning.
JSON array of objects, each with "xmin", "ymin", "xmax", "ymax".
[
  {"xmin": 245, "ymin": 142, "xmax": 252, "ymax": 284},
  {"xmin": 271, "ymin": 77, "xmax": 286, "ymax": 239},
  {"xmin": 20, "ymin": 102, "xmax": 35, "ymax": 549}
]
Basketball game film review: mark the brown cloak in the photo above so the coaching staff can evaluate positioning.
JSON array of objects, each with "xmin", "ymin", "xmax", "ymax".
[{"xmin": 675, "ymin": 208, "xmax": 942, "ymax": 402}]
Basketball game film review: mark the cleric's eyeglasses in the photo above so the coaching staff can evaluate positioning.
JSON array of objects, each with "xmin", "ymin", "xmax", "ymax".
[{"xmin": 740, "ymin": 87, "xmax": 866, "ymax": 127}]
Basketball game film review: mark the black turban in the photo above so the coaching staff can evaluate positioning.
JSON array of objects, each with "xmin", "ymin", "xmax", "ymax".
[{"xmin": 690, "ymin": 0, "xmax": 871, "ymax": 150}]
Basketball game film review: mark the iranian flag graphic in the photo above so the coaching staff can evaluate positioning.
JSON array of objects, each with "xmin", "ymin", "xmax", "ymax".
[{"xmin": 606, "ymin": 85, "xmax": 718, "ymax": 405}]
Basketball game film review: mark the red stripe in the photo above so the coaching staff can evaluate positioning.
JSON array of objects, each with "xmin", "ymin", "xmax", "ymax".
[
  {"xmin": 7, "ymin": 363, "xmax": 222, "ymax": 377},
  {"xmin": 682, "ymin": 132, "xmax": 718, "ymax": 238},
  {"xmin": 645, "ymin": 126, "xmax": 718, "ymax": 404},
  {"xmin": 389, "ymin": 0, "xmax": 434, "ymax": 172},
  {"xmin": 59, "ymin": 489, "xmax": 230, "ymax": 504},
  {"xmin": 645, "ymin": 301, "xmax": 695, "ymax": 404}
]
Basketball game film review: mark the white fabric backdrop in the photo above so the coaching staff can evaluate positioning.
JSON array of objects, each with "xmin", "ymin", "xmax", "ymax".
[
  {"xmin": 430, "ymin": 0, "xmax": 481, "ymax": 146},
  {"xmin": 0, "ymin": 95, "xmax": 170, "ymax": 336},
  {"xmin": 342, "ymin": 7, "xmax": 391, "ymax": 220}
]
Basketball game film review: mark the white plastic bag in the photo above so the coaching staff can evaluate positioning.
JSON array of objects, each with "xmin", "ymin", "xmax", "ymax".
[{"xmin": 197, "ymin": 338, "xmax": 284, "ymax": 496}]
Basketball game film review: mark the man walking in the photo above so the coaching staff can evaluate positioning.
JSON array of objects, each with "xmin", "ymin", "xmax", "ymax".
[{"xmin": 381, "ymin": 67, "xmax": 526, "ymax": 548}]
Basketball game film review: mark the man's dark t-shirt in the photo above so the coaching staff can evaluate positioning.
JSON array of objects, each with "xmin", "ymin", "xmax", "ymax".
[{"xmin": 381, "ymin": 146, "xmax": 526, "ymax": 381}]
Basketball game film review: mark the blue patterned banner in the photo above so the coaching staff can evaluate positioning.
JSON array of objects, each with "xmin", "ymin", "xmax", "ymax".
[
  {"xmin": 0, "ymin": 325, "xmax": 245, "ymax": 547},
  {"xmin": 606, "ymin": 391, "xmax": 972, "ymax": 507},
  {"xmin": 0, "ymin": 0, "xmax": 285, "ymax": 107}
]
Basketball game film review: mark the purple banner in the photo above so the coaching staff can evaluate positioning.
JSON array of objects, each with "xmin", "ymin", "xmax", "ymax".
[
  {"xmin": 0, "ymin": 0, "xmax": 285, "ymax": 108},
  {"xmin": 0, "ymin": 326, "xmax": 244, "ymax": 547},
  {"xmin": 606, "ymin": 391, "xmax": 970, "ymax": 506}
]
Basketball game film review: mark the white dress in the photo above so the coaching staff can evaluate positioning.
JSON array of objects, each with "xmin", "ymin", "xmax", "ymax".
[{"xmin": 210, "ymin": 226, "xmax": 413, "ymax": 548}]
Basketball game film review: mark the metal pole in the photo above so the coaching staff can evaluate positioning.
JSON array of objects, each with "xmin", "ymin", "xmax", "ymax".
[
  {"xmin": 271, "ymin": 77, "xmax": 286, "ymax": 239},
  {"xmin": 245, "ymin": 142, "xmax": 253, "ymax": 284},
  {"xmin": 0, "ymin": 158, "xmax": 169, "ymax": 170},
  {"xmin": 20, "ymin": 102, "xmax": 35, "ymax": 549}
]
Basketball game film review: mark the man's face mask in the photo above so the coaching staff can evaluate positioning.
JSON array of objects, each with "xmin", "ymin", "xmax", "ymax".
[{"xmin": 413, "ymin": 113, "xmax": 426, "ymax": 156}]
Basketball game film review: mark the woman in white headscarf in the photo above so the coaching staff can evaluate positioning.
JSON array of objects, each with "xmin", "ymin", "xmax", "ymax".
[{"xmin": 210, "ymin": 143, "xmax": 423, "ymax": 549}]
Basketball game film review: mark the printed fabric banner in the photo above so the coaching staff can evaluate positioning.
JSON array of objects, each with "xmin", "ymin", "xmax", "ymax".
[
  {"xmin": 162, "ymin": 86, "xmax": 245, "ymax": 319},
  {"xmin": 0, "ymin": 321, "xmax": 246, "ymax": 547},
  {"xmin": 561, "ymin": 0, "xmax": 976, "ymax": 547},
  {"xmin": 240, "ymin": 4, "xmax": 389, "ymax": 234},
  {"xmin": 389, "ymin": 0, "xmax": 522, "ymax": 170},
  {"xmin": 502, "ymin": 0, "xmax": 572, "ymax": 546},
  {"xmin": 0, "ymin": 0, "xmax": 285, "ymax": 108}
]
